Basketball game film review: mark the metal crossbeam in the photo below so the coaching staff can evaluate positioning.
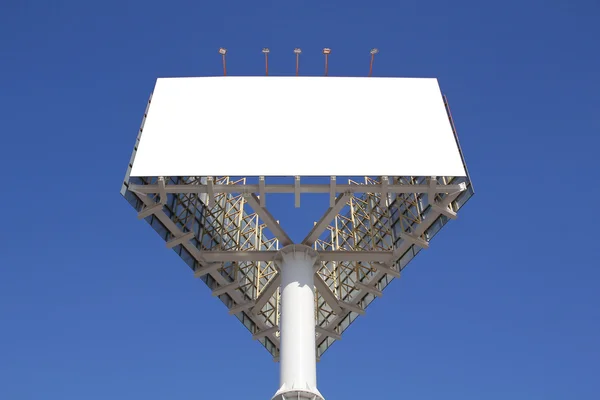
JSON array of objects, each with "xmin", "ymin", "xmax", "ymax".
[
  {"xmin": 137, "ymin": 203, "xmax": 163, "ymax": 219},
  {"xmin": 130, "ymin": 182, "xmax": 467, "ymax": 196},
  {"xmin": 244, "ymin": 194, "xmax": 293, "ymax": 246},
  {"xmin": 315, "ymin": 325, "xmax": 341, "ymax": 341},
  {"xmin": 228, "ymin": 301, "xmax": 256, "ymax": 315},
  {"xmin": 166, "ymin": 231, "xmax": 194, "ymax": 249},
  {"xmin": 194, "ymin": 263, "xmax": 222, "ymax": 278},
  {"xmin": 201, "ymin": 250, "xmax": 394, "ymax": 263},
  {"xmin": 371, "ymin": 262, "xmax": 401, "ymax": 278},
  {"xmin": 389, "ymin": 232, "xmax": 429, "ymax": 263},
  {"xmin": 212, "ymin": 281, "xmax": 239, "ymax": 297},
  {"xmin": 339, "ymin": 301, "xmax": 365, "ymax": 315},
  {"xmin": 302, "ymin": 193, "xmax": 351, "ymax": 246},
  {"xmin": 397, "ymin": 232, "xmax": 429, "ymax": 249},
  {"xmin": 253, "ymin": 325, "xmax": 279, "ymax": 340},
  {"xmin": 252, "ymin": 274, "xmax": 281, "ymax": 315},
  {"xmin": 314, "ymin": 275, "xmax": 343, "ymax": 315},
  {"xmin": 354, "ymin": 281, "xmax": 383, "ymax": 297},
  {"xmin": 431, "ymin": 202, "xmax": 458, "ymax": 219}
]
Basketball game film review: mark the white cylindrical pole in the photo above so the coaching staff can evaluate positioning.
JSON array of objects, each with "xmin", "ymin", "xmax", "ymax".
[{"xmin": 272, "ymin": 244, "xmax": 324, "ymax": 400}]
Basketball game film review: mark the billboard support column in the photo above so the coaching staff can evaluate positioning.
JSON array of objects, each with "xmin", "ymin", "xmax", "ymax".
[{"xmin": 272, "ymin": 244, "xmax": 325, "ymax": 400}]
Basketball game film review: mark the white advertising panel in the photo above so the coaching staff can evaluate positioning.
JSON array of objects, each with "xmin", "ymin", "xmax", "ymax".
[{"xmin": 130, "ymin": 76, "xmax": 466, "ymax": 177}]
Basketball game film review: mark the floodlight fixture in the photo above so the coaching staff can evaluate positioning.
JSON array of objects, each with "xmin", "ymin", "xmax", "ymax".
[
  {"xmin": 322, "ymin": 48, "xmax": 331, "ymax": 76},
  {"xmin": 121, "ymin": 50, "xmax": 474, "ymax": 400},
  {"xmin": 219, "ymin": 48, "xmax": 228, "ymax": 76},
  {"xmin": 294, "ymin": 48, "xmax": 302, "ymax": 75},
  {"xmin": 263, "ymin": 48, "xmax": 270, "ymax": 76},
  {"xmin": 369, "ymin": 48, "xmax": 379, "ymax": 77}
]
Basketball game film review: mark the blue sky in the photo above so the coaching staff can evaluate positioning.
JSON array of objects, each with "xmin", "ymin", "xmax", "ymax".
[{"xmin": 1, "ymin": 1, "xmax": 599, "ymax": 399}]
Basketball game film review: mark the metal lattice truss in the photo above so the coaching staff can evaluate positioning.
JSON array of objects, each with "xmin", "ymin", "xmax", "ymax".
[
  {"xmin": 122, "ymin": 174, "xmax": 473, "ymax": 359},
  {"xmin": 120, "ymin": 95, "xmax": 473, "ymax": 360}
]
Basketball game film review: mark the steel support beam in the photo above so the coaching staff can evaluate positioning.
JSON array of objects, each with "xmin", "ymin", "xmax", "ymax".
[
  {"xmin": 302, "ymin": 193, "xmax": 350, "ymax": 246},
  {"xmin": 193, "ymin": 262, "xmax": 222, "ymax": 278},
  {"xmin": 253, "ymin": 325, "xmax": 279, "ymax": 340},
  {"xmin": 315, "ymin": 325, "xmax": 341, "ymax": 341},
  {"xmin": 371, "ymin": 262, "xmax": 401, "ymax": 278},
  {"xmin": 158, "ymin": 176, "xmax": 167, "ymax": 205},
  {"xmin": 314, "ymin": 275, "xmax": 343, "ymax": 315},
  {"xmin": 252, "ymin": 274, "xmax": 281, "ymax": 315},
  {"xmin": 137, "ymin": 203, "xmax": 163, "ymax": 219},
  {"xmin": 294, "ymin": 176, "xmax": 301, "ymax": 208},
  {"xmin": 166, "ymin": 231, "xmax": 194, "ymax": 249},
  {"xmin": 259, "ymin": 176, "xmax": 266, "ymax": 207},
  {"xmin": 398, "ymin": 232, "xmax": 429, "ymax": 249},
  {"xmin": 354, "ymin": 281, "xmax": 383, "ymax": 297},
  {"xmin": 201, "ymin": 250, "xmax": 394, "ymax": 263},
  {"xmin": 389, "ymin": 232, "xmax": 429, "ymax": 263},
  {"xmin": 228, "ymin": 301, "xmax": 256, "ymax": 315},
  {"xmin": 380, "ymin": 176, "xmax": 389, "ymax": 208},
  {"xmin": 206, "ymin": 177, "xmax": 214, "ymax": 207},
  {"xmin": 427, "ymin": 176, "xmax": 437, "ymax": 205},
  {"xmin": 329, "ymin": 176, "xmax": 336, "ymax": 207},
  {"xmin": 130, "ymin": 182, "xmax": 467, "ymax": 196},
  {"xmin": 431, "ymin": 202, "xmax": 458, "ymax": 219},
  {"xmin": 244, "ymin": 194, "xmax": 293, "ymax": 246},
  {"xmin": 338, "ymin": 301, "xmax": 365, "ymax": 315},
  {"xmin": 212, "ymin": 281, "xmax": 239, "ymax": 297}
]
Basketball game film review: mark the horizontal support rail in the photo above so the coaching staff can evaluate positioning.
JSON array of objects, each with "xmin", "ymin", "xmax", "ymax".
[
  {"xmin": 201, "ymin": 250, "xmax": 394, "ymax": 263},
  {"xmin": 129, "ymin": 182, "xmax": 467, "ymax": 196}
]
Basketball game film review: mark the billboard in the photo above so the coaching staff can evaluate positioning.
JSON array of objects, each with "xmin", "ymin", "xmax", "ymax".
[{"xmin": 130, "ymin": 76, "xmax": 467, "ymax": 177}]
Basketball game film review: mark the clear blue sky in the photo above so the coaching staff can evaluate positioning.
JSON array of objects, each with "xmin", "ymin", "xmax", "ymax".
[{"xmin": 1, "ymin": 1, "xmax": 599, "ymax": 399}]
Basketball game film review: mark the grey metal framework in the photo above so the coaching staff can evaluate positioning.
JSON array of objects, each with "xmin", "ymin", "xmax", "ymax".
[{"xmin": 121, "ymin": 94, "xmax": 474, "ymax": 360}]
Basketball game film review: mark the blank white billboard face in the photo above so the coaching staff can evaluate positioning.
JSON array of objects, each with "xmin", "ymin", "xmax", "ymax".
[{"xmin": 130, "ymin": 76, "xmax": 466, "ymax": 177}]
